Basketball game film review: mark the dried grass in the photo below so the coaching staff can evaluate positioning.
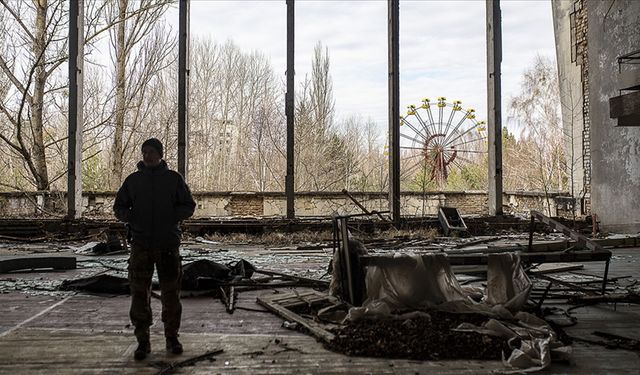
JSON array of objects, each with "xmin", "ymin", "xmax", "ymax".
[
  {"xmin": 202, "ymin": 230, "xmax": 333, "ymax": 246},
  {"xmin": 373, "ymin": 227, "xmax": 439, "ymax": 240},
  {"xmin": 195, "ymin": 227, "xmax": 438, "ymax": 246}
]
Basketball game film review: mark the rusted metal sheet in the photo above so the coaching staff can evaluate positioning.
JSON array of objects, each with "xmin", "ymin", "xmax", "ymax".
[{"xmin": 609, "ymin": 91, "xmax": 640, "ymax": 119}]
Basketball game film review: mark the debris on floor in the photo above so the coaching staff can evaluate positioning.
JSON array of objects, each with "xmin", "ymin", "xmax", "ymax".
[
  {"xmin": 329, "ymin": 311, "xmax": 510, "ymax": 360},
  {"xmin": 60, "ymin": 274, "xmax": 130, "ymax": 295},
  {"xmin": 149, "ymin": 348, "xmax": 224, "ymax": 374},
  {"xmin": 1, "ymin": 218, "xmax": 640, "ymax": 373}
]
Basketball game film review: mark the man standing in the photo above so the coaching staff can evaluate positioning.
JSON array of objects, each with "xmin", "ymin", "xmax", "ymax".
[{"xmin": 114, "ymin": 138, "xmax": 196, "ymax": 360}]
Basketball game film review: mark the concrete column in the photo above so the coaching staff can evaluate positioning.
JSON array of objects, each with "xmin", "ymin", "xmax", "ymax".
[
  {"xmin": 286, "ymin": 0, "xmax": 295, "ymax": 219},
  {"xmin": 67, "ymin": 0, "xmax": 84, "ymax": 219},
  {"xmin": 178, "ymin": 0, "xmax": 190, "ymax": 179},
  {"xmin": 388, "ymin": 0, "xmax": 400, "ymax": 225},
  {"xmin": 486, "ymin": 0, "xmax": 503, "ymax": 216}
]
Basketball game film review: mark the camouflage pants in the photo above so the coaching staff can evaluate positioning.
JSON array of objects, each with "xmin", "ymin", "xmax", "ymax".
[{"xmin": 128, "ymin": 243, "xmax": 182, "ymax": 342}]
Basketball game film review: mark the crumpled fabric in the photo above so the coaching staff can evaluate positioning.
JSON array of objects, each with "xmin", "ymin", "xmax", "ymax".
[
  {"xmin": 60, "ymin": 259, "xmax": 257, "ymax": 293},
  {"xmin": 454, "ymin": 313, "xmax": 572, "ymax": 373},
  {"xmin": 182, "ymin": 258, "xmax": 256, "ymax": 289},
  {"xmin": 484, "ymin": 253, "xmax": 532, "ymax": 312},
  {"xmin": 59, "ymin": 274, "xmax": 131, "ymax": 295}
]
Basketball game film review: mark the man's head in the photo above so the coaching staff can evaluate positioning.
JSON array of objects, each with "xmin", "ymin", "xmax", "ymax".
[{"xmin": 141, "ymin": 138, "xmax": 163, "ymax": 167}]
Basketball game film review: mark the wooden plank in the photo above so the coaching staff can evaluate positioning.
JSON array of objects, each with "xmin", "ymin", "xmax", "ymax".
[
  {"xmin": 529, "ymin": 263, "xmax": 584, "ymax": 275},
  {"xmin": 266, "ymin": 291, "xmax": 335, "ymax": 308},
  {"xmin": 270, "ymin": 291, "xmax": 319, "ymax": 303},
  {"xmin": 530, "ymin": 211, "xmax": 603, "ymax": 252},
  {"xmin": 256, "ymin": 294, "xmax": 336, "ymax": 343}
]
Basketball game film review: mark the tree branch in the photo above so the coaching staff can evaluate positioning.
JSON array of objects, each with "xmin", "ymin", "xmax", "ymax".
[{"xmin": 0, "ymin": 0, "xmax": 36, "ymax": 41}]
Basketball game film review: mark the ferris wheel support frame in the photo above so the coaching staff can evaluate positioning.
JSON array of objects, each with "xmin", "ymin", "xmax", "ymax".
[{"xmin": 387, "ymin": 0, "xmax": 503, "ymax": 220}]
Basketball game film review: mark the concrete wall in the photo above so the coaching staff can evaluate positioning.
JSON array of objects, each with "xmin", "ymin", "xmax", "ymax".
[
  {"xmin": 0, "ymin": 190, "xmax": 566, "ymax": 219},
  {"xmin": 586, "ymin": 0, "xmax": 640, "ymax": 232},
  {"xmin": 552, "ymin": 0, "xmax": 586, "ymax": 205}
]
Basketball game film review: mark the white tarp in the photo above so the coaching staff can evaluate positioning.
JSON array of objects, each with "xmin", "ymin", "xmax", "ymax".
[
  {"xmin": 485, "ymin": 253, "xmax": 532, "ymax": 312},
  {"xmin": 347, "ymin": 252, "xmax": 569, "ymax": 372}
]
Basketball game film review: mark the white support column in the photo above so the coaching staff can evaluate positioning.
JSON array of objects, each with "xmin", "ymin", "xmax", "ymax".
[
  {"xmin": 487, "ymin": 0, "xmax": 503, "ymax": 216},
  {"xmin": 67, "ymin": 0, "xmax": 84, "ymax": 219}
]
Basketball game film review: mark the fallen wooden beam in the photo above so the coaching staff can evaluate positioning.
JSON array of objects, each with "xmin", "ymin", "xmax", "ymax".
[
  {"xmin": 257, "ymin": 291, "xmax": 336, "ymax": 343},
  {"xmin": 529, "ymin": 210, "xmax": 604, "ymax": 252},
  {"xmin": 340, "ymin": 191, "xmax": 389, "ymax": 222}
]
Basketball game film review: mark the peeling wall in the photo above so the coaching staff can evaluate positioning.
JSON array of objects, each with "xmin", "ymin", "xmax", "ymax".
[
  {"xmin": 587, "ymin": 0, "xmax": 640, "ymax": 232},
  {"xmin": 0, "ymin": 191, "xmax": 567, "ymax": 219},
  {"xmin": 552, "ymin": 0, "xmax": 587, "ymax": 207}
]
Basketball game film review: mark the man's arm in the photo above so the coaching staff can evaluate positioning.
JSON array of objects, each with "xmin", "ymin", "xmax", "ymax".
[
  {"xmin": 113, "ymin": 178, "xmax": 132, "ymax": 222},
  {"xmin": 175, "ymin": 175, "xmax": 196, "ymax": 221}
]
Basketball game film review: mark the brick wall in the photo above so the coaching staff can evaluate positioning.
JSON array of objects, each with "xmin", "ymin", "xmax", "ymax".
[
  {"xmin": 228, "ymin": 194, "xmax": 263, "ymax": 216},
  {"xmin": 577, "ymin": 0, "xmax": 592, "ymax": 213}
]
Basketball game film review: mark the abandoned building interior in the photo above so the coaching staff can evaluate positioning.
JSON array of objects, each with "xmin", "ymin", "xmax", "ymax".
[{"xmin": 0, "ymin": 0, "xmax": 639, "ymax": 373}]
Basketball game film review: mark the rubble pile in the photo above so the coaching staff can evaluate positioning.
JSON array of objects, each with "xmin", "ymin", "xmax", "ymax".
[{"xmin": 329, "ymin": 311, "xmax": 511, "ymax": 360}]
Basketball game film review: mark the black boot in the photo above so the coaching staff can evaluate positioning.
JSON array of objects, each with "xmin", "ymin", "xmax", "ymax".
[
  {"xmin": 166, "ymin": 336, "xmax": 183, "ymax": 354},
  {"xmin": 134, "ymin": 340, "xmax": 151, "ymax": 360}
]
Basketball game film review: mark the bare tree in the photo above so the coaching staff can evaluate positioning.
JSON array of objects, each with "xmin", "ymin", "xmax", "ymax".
[
  {"xmin": 294, "ymin": 42, "xmax": 352, "ymax": 191},
  {"xmin": 0, "ymin": 0, "xmax": 69, "ymax": 190},
  {"xmin": 0, "ymin": 0, "xmax": 150, "ymax": 191},
  {"xmin": 106, "ymin": 0, "xmax": 172, "ymax": 189},
  {"xmin": 187, "ymin": 40, "xmax": 283, "ymax": 191},
  {"xmin": 509, "ymin": 55, "xmax": 566, "ymax": 215},
  {"xmin": 558, "ymin": 75, "xmax": 583, "ymax": 220}
]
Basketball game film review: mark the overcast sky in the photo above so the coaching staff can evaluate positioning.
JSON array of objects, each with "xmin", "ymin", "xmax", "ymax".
[{"xmin": 173, "ymin": 0, "xmax": 557, "ymax": 138}]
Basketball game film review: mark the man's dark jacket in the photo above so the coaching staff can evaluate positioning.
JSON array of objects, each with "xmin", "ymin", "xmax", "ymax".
[{"xmin": 113, "ymin": 160, "xmax": 196, "ymax": 248}]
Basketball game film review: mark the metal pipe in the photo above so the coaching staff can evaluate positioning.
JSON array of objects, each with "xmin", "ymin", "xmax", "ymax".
[{"xmin": 178, "ymin": 0, "xmax": 190, "ymax": 179}]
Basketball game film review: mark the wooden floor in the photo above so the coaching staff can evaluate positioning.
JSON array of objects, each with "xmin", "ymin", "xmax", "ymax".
[{"xmin": 0, "ymin": 242, "xmax": 639, "ymax": 374}]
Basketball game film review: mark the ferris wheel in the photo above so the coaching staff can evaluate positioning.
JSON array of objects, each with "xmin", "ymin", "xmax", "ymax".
[{"xmin": 399, "ymin": 97, "xmax": 487, "ymax": 189}]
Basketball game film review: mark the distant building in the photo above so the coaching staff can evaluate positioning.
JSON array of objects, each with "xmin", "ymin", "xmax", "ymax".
[{"xmin": 213, "ymin": 119, "xmax": 237, "ymax": 156}]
